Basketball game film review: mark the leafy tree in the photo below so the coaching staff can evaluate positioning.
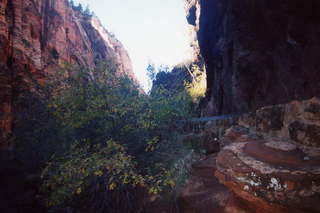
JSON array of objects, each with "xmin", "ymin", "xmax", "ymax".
[
  {"xmin": 150, "ymin": 62, "xmax": 206, "ymax": 116},
  {"xmin": 14, "ymin": 55, "xmax": 209, "ymax": 212},
  {"xmin": 14, "ymin": 60, "xmax": 194, "ymax": 212}
]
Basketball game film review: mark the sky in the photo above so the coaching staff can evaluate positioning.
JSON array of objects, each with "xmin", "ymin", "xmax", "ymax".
[{"xmin": 74, "ymin": 0, "xmax": 192, "ymax": 91}]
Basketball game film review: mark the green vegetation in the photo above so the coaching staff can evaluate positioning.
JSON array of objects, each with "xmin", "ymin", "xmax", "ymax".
[
  {"xmin": 185, "ymin": 64, "xmax": 207, "ymax": 104},
  {"xmin": 149, "ymin": 62, "xmax": 206, "ymax": 114},
  {"xmin": 14, "ymin": 60, "xmax": 201, "ymax": 212},
  {"xmin": 68, "ymin": 0, "xmax": 94, "ymax": 17}
]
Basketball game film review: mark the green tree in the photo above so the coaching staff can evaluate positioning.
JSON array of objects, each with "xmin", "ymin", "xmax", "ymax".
[{"xmin": 30, "ymin": 60, "xmax": 194, "ymax": 212}]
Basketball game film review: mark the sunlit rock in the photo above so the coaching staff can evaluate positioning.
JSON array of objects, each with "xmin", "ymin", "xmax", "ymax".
[{"xmin": 0, "ymin": 0, "xmax": 136, "ymax": 146}]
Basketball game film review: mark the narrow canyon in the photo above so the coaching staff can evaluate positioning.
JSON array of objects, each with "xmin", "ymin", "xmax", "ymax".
[{"xmin": 0, "ymin": 0, "xmax": 319, "ymax": 213}]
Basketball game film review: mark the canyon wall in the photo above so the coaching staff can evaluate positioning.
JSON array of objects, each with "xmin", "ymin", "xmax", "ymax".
[
  {"xmin": 0, "ymin": 0, "xmax": 135, "ymax": 146},
  {"xmin": 186, "ymin": 0, "xmax": 320, "ymax": 116},
  {"xmin": 183, "ymin": 1, "xmax": 320, "ymax": 212}
]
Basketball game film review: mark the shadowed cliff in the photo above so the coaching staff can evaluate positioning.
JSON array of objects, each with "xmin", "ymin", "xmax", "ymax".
[{"xmin": 186, "ymin": 0, "xmax": 320, "ymax": 115}]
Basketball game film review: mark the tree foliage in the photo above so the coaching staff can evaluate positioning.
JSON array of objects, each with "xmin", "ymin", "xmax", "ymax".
[
  {"xmin": 68, "ymin": 0, "xmax": 94, "ymax": 17},
  {"xmin": 149, "ymin": 62, "xmax": 206, "ymax": 114},
  {"xmin": 14, "ymin": 60, "xmax": 194, "ymax": 212}
]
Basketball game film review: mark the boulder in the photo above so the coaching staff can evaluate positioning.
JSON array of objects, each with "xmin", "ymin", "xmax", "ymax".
[{"xmin": 216, "ymin": 98, "xmax": 320, "ymax": 212}]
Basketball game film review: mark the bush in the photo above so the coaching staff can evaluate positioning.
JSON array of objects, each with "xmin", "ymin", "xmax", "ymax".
[{"xmin": 13, "ymin": 60, "xmax": 195, "ymax": 212}]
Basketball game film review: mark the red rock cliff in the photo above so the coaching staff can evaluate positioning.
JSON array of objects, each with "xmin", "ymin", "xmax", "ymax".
[
  {"xmin": 0, "ymin": 0, "xmax": 136, "ymax": 146},
  {"xmin": 186, "ymin": 0, "xmax": 320, "ymax": 116}
]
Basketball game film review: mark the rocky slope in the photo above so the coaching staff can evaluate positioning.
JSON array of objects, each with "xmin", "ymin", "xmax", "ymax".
[
  {"xmin": 186, "ymin": 0, "xmax": 320, "ymax": 115},
  {"xmin": 0, "ymin": 0, "xmax": 135, "ymax": 146}
]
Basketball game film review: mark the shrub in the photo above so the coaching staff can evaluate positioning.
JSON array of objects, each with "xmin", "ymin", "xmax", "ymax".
[{"xmin": 13, "ymin": 60, "xmax": 195, "ymax": 212}]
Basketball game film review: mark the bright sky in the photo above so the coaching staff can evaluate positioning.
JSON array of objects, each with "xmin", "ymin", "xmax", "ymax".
[{"xmin": 74, "ymin": 0, "xmax": 192, "ymax": 91}]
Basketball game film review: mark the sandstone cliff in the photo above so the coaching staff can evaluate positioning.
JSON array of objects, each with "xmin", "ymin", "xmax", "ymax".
[
  {"xmin": 186, "ymin": 0, "xmax": 320, "ymax": 116},
  {"xmin": 0, "ymin": 0, "xmax": 135, "ymax": 146},
  {"xmin": 182, "ymin": 1, "xmax": 320, "ymax": 212}
]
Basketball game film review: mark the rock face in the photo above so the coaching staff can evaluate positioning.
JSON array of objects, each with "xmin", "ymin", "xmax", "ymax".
[
  {"xmin": 216, "ymin": 97, "xmax": 320, "ymax": 213},
  {"xmin": 0, "ymin": 0, "xmax": 135, "ymax": 146},
  {"xmin": 184, "ymin": 1, "xmax": 320, "ymax": 212},
  {"xmin": 186, "ymin": 0, "xmax": 320, "ymax": 115}
]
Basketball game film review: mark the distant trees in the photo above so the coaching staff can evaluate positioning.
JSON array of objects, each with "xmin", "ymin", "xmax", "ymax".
[
  {"xmin": 146, "ymin": 63, "xmax": 157, "ymax": 82},
  {"xmin": 68, "ymin": 0, "xmax": 94, "ymax": 17},
  {"xmin": 75, "ymin": 3, "xmax": 83, "ymax": 12},
  {"xmin": 69, "ymin": 0, "xmax": 75, "ymax": 8},
  {"xmin": 84, "ymin": 5, "xmax": 94, "ymax": 16},
  {"xmin": 148, "ymin": 62, "xmax": 207, "ymax": 115}
]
